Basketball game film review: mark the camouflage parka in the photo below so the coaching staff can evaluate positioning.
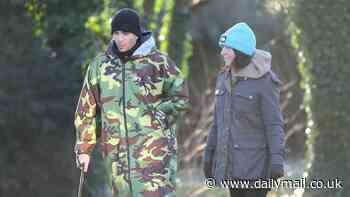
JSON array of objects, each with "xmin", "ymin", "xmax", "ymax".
[{"xmin": 74, "ymin": 32, "xmax": 189, "ymax": 197}]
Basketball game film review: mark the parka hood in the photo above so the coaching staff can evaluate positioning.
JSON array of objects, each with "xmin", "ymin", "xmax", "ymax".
[
  {"xmin": 234, "ymin": 49, "xmax": 272, "ymax": 79},
  {"xmin": 106, "ymin": 30, "xmax": 156, "ymax": 59}
]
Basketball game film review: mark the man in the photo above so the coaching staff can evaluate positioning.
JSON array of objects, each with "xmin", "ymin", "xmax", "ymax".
[
  {"xmin": 74, "ymin": 8, "xmax": 189, "ymax": 197},
  {"xmin": 203, "ymin": 22, "xmax": 285, "ymax": 197}
]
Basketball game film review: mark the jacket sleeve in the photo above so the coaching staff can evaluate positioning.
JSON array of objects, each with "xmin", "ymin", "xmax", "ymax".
[
  {"xmin": 74, "ymin": 57, "xmax": 101, "ymax": 155},
  {"xmin": 261, "ymin": 73, "xmax": 285, "ymax": 166},
  {"xmin": 204, "ymin": 106, "xmax": 218, "ymax": 163},
  {"xmin": 156, "ymin": 56, "xmax": 189, "ymax": 125}
]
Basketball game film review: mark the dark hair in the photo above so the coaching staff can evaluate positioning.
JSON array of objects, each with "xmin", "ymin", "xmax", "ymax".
[{"xmin": 233, "ymin": 49, "xmax": 253, "ymax": 69}]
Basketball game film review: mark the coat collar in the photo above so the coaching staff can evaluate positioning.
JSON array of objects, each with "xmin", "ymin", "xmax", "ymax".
[
  {"xmin": 233, "ymin": 49, "xmax": 272, "ymax": 79},
  {"xmin": 219, "ymin": 49, "xmax": 272, "ymax": 93},
  {"xmin": 106, "ymin": 31, "xmax": 157, "ymax": 60}
]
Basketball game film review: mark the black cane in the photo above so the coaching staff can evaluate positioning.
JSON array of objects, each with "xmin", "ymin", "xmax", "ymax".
[
  {"xmin": 76, "ymin": 153, "xmax": 85, "ymax": 197},
  {"xmin": 77, "ymin": 167, "xmax": 85, "ymax": 197}
]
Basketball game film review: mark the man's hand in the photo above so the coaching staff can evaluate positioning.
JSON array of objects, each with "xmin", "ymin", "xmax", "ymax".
[{"xmin": 78, "ymin": 154, "xmax": 90, "ymax": 172}]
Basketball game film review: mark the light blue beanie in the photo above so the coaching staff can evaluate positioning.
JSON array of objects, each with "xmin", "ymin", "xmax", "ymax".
[{"xmin": 219, "ymin": 22, "xmax": 256, "ymax": 56}]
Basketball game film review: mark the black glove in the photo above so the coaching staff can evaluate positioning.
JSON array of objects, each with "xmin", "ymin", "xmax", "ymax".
[
  {"xmin": 203, "ymin": 149, "xmax": 215, "ymax": 178},
  {"xmin": 203, "ymin": 160, "xmax": 213, "ymax": 179},
  {"xmin": 270, "ymin": 164, "xmax": 284, "ymax": 180}
]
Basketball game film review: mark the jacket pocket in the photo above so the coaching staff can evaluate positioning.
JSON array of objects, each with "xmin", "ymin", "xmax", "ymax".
[
  {"xmin": 234, "ymin": 92, "xmax": 264, "ymax": 131},
  {"xmin": 234, "ymin": 92, "xmax": 259, "ymax": 114},
  {"xmin": 231, "ymin": 136, "xmax": 268, "ymax": 179},
  {"xmin": 233, "ymin": 135, "xmax": 267, "ymax": 149}
]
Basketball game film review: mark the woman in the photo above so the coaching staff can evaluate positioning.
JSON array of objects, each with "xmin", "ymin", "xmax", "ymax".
[
  {"xmin": 74, "ymin": 8, "xmax": 189, "ymax": 197},
  {"xmin": 203, "ymin": 22, "xmax": 285, "ymax": 197}
]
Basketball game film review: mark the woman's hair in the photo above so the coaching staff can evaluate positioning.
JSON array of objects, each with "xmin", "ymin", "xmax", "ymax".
[{"xmin": 233, "ymin": 49, "xmax": 253, "ymax": 69}]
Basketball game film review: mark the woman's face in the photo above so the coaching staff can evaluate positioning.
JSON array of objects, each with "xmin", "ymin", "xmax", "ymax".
[
  {"xmin": 112, "ymin": 31, "xmax": 138, "ymax": 52},
  {"xmin": 220, "ymin": 46, "xmax": 236, "ymax": 66}
]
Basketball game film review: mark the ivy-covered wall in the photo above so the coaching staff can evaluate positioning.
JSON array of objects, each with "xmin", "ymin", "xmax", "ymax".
[{"xmin": 291, "ymin": 0, "xmax": 350, "ymax": 196}]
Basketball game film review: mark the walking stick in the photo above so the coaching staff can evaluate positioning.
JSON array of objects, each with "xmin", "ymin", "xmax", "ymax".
[
  {"xmin": 76, "ymin": 153, "xmax": 85, "ymax": 197},
  {"xmin": 77, "ymin": 167, "xmax": 85, "ymax": 197}
]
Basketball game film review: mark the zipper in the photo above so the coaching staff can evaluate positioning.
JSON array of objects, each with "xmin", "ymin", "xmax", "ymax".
[{"xmin": 121, "ymin": 61, "xmax": 134, "ymax": 196}]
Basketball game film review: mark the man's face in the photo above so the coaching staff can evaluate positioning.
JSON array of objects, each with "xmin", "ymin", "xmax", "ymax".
[
  {"xmin": 112, "ymin": 31, "xmax": 138, "ymax": 52},
  {"xmin": 220, "ymin": 46, "xmax": 236, "ymax": 66}
]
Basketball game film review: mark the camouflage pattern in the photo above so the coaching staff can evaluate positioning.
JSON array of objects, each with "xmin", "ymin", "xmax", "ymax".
[{"xmin": 74, "ymin": 35, "xmax": 189, "ymax": 197}]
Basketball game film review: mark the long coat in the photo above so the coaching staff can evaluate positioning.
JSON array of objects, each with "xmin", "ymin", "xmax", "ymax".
[
  {"xmin": 204, "ymin": 49, "xmax": 285, "ymax": 183},
  {"xmin": 74, "ymin": 32, "xmax": 189, "ymax": 197}
]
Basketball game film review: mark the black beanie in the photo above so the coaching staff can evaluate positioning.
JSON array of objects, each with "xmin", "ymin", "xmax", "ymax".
[{"xmin": 111, "ymin": 8, "xmax": 142, "ymax": 37}]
